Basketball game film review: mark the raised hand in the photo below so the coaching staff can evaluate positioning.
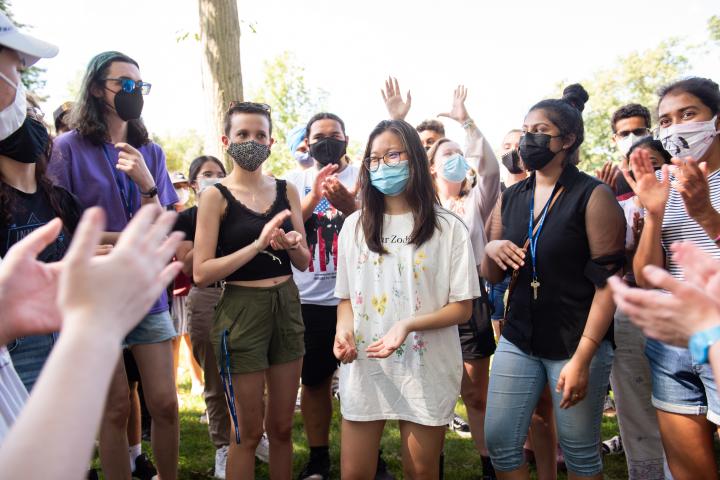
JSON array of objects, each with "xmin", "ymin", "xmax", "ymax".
[
  {"xmin": 671, "ymin": 157, "xmax": 714, "ymax": 223},
  {"xmin": 0, "ymin": 219, "xmax": 65, "ymax": 344},
  {"xmin": 269, "ymin": 229, "xmax": 302, "ymax": 251},
  {"xmin": 595, "ymin": 161, "xmax": 620, "ymax": 191},
  {"xmin": 311, "ymin": 163, "xmax": 339, "ymax": 200},
  {"xmin": 622, "ymin": 148, "xmax": 670, "ymax": 218},
  {"xmin": 115, "ymin": 142, "xmax": 155, "ymax": 192},
  {"xmin": 323, "ymin": 176, "xmax": 357, "ymax": 216},
  {"xmin": 381, "ymin": 76, "xmax": 411, "ymax": 121},
  {"xmin": 438, "ymin": 85, "xmax": 470, "ymax": 125}
]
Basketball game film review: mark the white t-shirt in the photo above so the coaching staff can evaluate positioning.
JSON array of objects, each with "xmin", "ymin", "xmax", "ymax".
[
  {"xmin": 0, "ymin": 346, "xmax": 28, "ymax": 445},
  {"xmin": 286, "ymin": 164, "xmax": 360, "ymax": 306},
  {"xmin": 334, "ymin": 208, "xmax": 480, "ymax": 426}
]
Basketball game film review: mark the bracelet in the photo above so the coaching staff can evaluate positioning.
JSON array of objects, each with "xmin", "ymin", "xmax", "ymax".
[
  {"xmin": 582, "ymin": 334, "xmax": 600, "ymax": 347},
  {"xmin": 461, "ymin": 119, "xmax": 474, "ymax": 129}
]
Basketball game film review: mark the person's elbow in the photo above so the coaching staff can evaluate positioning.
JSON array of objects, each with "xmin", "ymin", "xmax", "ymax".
[
  {"xmin": 192, "ymin": 265, "xmax": 212, "ymax": 288},
  {"xmin": 293, "ymin": 250, "xmax": 311, "ymax": 272}
]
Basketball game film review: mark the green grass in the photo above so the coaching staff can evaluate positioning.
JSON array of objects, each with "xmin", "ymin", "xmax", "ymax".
[{"xmin": 167, "ymin": 377, "xmax": 631, "ymax": 479}]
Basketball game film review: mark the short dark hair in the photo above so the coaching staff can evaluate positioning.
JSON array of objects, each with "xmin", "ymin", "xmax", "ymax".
[
  {"xmin": 611, "ymin": 104, "xmax": 651, "ymax": 133},
  {"xmin": 358, "ymin": 119, "xmax": 439, "ymax": 254},
  {"xmin": 628, "ymin": 138, "xmax": 672, "ymax": 164},
  {"xmin": 416, "ymin": 119, "xmax": 445, "ymax": 136},
  {"xmin": 305, "ymin": 112, "xmax": 346, "ymax": 139},
  {"xmin": 188, "ymin": 155, "xmax": 226, "ymax": 183},
  {"xmin": 528, "ymin": 83, "xmax": 589, "ymax": 165},
  {"xmin": 70, "ymin": 51, "xmax": 149, "ymax": 147},
  {"xmin": 223, "ymin": 101, "xmax": 272, "ymax": 137},
  {"xmin": 658, "ymin": 77, "xmax": 720, "ymax": 116}
]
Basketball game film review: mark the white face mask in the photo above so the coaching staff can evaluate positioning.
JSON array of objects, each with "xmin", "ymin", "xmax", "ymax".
[
  {"xmin": 616, "ymin": 133, "xmax": 651, "ymax": 158},
  {"xmin": 175, "ymin": 187, "xmax": 190, "ymax": 205},
  {"xmin": 656, "ymin": 116, "xmax": 720, "ymax": 161},
  {"xmin": 198, "ymin": 177, "xmax": 222, "ymax": 195},
  {"xmin": 0, "ymin": 70, "xmax": 27, "ymax": 141}
]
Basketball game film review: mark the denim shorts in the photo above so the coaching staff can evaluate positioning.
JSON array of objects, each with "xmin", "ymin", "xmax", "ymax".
[
  {"xmin": 485, "ymin": 336, "xmax": 613, "ymax": 476},
  {"xmin": 124, "ymin": 310, "xmax": 177, "ymax": 346},
  {"xmin": 7, "ymin": 333, "xmax": 57, "ymax": 391},
  {"xmin": 487, "ymin": 277, "xmax": 510, "ymax": 320},
  {"xmin": 645, "ymin": 338, "xmax": 720, "ymax": 424}
]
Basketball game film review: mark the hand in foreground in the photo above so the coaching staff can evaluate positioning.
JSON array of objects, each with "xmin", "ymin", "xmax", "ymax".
[{"xmin": 57, "ymin": 205, "xmax": 184, "ymax": 341}]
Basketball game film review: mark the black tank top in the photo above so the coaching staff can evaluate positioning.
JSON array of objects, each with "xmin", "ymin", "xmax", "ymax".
[{"xmin": 215, "ymin": 180, "xmax": 293, "ymax": 281}]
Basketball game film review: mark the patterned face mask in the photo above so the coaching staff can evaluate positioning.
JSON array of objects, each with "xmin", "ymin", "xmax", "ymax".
[{"xmin": 227, "ymin": 141, "xmax": 271, "ymax": 172}]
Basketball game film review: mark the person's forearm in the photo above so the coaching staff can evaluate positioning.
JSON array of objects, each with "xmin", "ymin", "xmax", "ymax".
[
  {"xmin": 465, "ymin": 124, "xmax": 500, "ymax": 221},
  {"xmin": 573, "ymin": 285, "xmax": 615, "ymax": 365},
  {"xmin": 481, "ymin": 256, "xmax": 506, "ymax": 284},
  {"xmin": 301, "ymin": 192, "xmax": 321, "ymax": 221},
  {"xmin": 404, "ymin": 300, "xmax": 473, "ymax": 332},
  {"xmin": 633, "ymin": 215, "xmax": 665, "ymax": 287},
  {"xmin": 695, "ymin": 208, "xmax": 720, "ymax": 243},
  {"xmin": 0, "ymin": 322, "xmax": 121, "ymax": 479},
  {"xmin": 710, "ymin": 343, "xmax": 720, "ymax": 391},
  {"xmin": 336, "ymin": 299, "xmax": 354, "ymax": 333},
  {"xmin": 287, "ymin": 245, "xmax": 311, "ymax": 271},
  {"xmin": 182, "ymin": 249, "xmax": 194, "ymax": 276},
  {"xmin": 194, "ymin": 244, "xmax": 259, "ymax": 287}
]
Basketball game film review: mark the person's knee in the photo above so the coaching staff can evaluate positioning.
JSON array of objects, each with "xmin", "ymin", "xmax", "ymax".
[
  {"xmin": 145, "ymin": 389, "xmax": 179, "ymax": 424},
  {"xmin": 265, "ymin": 418, "xmax": 293, "ymax": 443},
  {"xmin": 402, "ymin": 459, "xmax": 438, "ymax": 479},
  {"xmin": 561, "ymin": 442, "xmax": 602, "ymax": 476},
  {"xmin": 462, "ymin": 385, "xmax": 487, "ymax": 413},
  {"xmin": 104, "ymin": 392, "xmax": 131, "ymax": 427},
  {"xmin": 485, "ymin": 421, "xmax": 524, "ymax": 471},
  {"xmin": 238, "ymin": 423, "xmax": 264, "ymax": 449}
]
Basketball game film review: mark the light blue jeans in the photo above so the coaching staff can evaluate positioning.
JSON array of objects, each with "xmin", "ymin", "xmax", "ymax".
[
  {"xmin": 485, "ymin": 336, "xmax": 613, "ymax": 476},
  {"xmin": 8, "ymin": 333, "xmax": 57, "ymax": 392}
]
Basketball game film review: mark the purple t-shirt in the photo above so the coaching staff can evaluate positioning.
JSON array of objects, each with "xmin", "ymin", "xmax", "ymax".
[{"xmin": 49, "ymin": 130, "xmax": 178, "ymax": 315}]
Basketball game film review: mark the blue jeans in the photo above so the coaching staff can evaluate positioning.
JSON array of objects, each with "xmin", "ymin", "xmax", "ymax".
[
  {"xmin": 7, "ymin": 333, "xmax": 57, "ymax": 392},
  {"xmin": 485, "ymin": 336, "xmax": 613, "ymax": 475}
]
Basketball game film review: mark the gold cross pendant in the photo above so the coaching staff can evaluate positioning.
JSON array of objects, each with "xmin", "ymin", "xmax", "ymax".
[{"xmin": 531, "ymin": 279, "xmax": 540, "ymax": 300}]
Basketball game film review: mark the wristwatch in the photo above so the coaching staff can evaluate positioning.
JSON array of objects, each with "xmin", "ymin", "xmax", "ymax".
[
  {"xmin": 140, "ymin": 185, "xmax": 158, "ymax": 198},
  {"xmin": 689, "ymin": 325, "xmax": 720, "ymax": 364}
]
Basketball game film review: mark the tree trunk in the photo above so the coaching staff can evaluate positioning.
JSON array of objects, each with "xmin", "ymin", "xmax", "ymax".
[{"xmin": 198, "ymin": 0, "xmax": 243, "ymax": 171}]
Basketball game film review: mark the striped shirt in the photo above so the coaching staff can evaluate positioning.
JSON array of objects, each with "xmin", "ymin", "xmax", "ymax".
[{"xmin": 660, "ymin": 169, "xmax": 720, "ymax": 280}]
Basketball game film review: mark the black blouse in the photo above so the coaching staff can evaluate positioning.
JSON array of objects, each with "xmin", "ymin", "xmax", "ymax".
[{"xmin": 499, "ymin": 164, "xmax": 625, "ymax": 360}]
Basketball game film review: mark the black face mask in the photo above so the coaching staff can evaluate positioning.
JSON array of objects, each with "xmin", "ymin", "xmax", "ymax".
[
  {"xmin": 519, "ymin": 132, "xmax": 561, "ymax": 171},
  {"xmin": 113, "ymin": 89, "xmax": 144, "ymax": 121},
  {"xmin": 0, "ymin": 117, "xmax": 49, "ymax": 164},
  {"xmin": 501, "ymin": 150, "xmax": 524, "ymax": 174},
  {"xmin": 310, "ymin": 137, "xmax": 347, "ymax": 166}
]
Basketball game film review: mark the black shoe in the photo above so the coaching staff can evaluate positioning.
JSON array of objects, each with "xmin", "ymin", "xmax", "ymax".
[
  {"xmin": 87, "ymin": 469, "xmax": 99, "ymax": 480},
  {"xmin": 132, "ymin": 453, "xmax": 158, "ymax": 480},
  {"xmin": 297, "ymin": 454, "xmax": 330, "ymax": 480},
  {"xmin": 375, "ymin": 451, "xmax": 395, "ymax": 480},
  {"xmin": 481, "ymin": 455, "xmax": 496, "ymax": 480}
]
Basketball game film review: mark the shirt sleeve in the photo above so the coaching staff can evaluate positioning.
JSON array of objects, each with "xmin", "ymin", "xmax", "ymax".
[
  {"xmin": 48, "ymin": 134, "xmax": 73, "ymax": 191},
  {"xmin": 151, "ymin": 144, "xmax": 179, "ymax": 208},
  {"xmin": 448, "ymin": 216, "xmax": 481, "ymax": 303},
  {"xmin": 584, "ymin": 184, "xmax": 627, "ymax": 286},
  {"xmin": 334, "ymin": 214, "xmax": 354, "ymax": 300},
  {"xmin": 465, "ymin": 125, "xmax": 500, "ymax": 224}
]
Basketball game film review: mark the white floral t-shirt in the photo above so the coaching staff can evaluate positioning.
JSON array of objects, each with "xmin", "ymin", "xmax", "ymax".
[{"xmin": 334, "ymin": 207, "xmax": 480, "ymax": 426}]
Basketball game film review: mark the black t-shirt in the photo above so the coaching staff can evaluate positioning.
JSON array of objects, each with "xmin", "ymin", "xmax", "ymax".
[
  {"xmin": 174, "ymin": 205, "xmax": 197, "ymax": 241},
  {"xmin": 500, "ymin": 165, "xmax": 625, "ymax": 360},
  {"xmin": 0, "ymin": 185, "xmax": 83, "ymax": 261}
]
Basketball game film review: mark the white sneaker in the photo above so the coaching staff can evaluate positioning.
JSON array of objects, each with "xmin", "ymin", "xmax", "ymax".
[
  {"xmin": 255, "ymin": 433, "xmax": 270, "ymax": 463},
  {"xmin": 214, "ymin": 445, "xmax": 228, "ymax": 479}
]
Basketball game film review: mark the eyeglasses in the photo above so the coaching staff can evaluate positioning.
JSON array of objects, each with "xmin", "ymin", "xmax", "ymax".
[
  {"xmin": 228, "ymin": 101, "xmax": 271, "ymax": 112},
  {"xmin": 104, "ymin": 77, "xmax": 152, "ymax": 95},
  {"xmin": 364, "ymin": 150, "xmax": 406, "ymax": 172},
  {"xmin": 616, "ymin": 127, "xmax": 650, "ymax": 138},
  {"xmin": 200, "ymin": 171, "xmax": 226, "ymax": 179}
]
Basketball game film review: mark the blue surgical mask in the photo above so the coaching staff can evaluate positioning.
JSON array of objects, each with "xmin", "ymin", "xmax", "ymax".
[
  {"xmin": 294, "ymin": 151, "xmax": 313, "ymax": 168},
  {"xmin": 441, "ymin": 153, "xmax": 470, "ymax": 183},
  {"xmin": 370, "ymin": 162, "xmax": 410, "ymax": 196}
]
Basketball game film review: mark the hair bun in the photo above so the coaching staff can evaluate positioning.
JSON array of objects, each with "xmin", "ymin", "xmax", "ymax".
[{"xmin": 562, "ymin": 83, "xmax": 589, "ymax": 112}]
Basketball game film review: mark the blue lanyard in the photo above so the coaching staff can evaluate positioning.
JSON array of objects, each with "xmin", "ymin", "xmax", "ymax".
[
  {"xmin": 220, "ymin": 329, "xmax": 241, "ymax": 444},
  {"xmin": 527, "ymin": 181, "xmax": 556, "ymax": 285},
  {"xmin": 101, "ymin": 144, "xmax": 135, "ymax": 221}
]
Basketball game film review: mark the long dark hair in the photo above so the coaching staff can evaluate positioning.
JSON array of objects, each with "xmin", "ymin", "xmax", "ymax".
[
  {"xmin": 69, "ymin": 51, "xmax": 149, "ymax": 148},
  {"xmin": 188, "ymin": 155, "xmax": 226, "ymax": 184},
  {"xmin": 0, "ymin": 117, "xmax": 69, "ymax": 229},
  {"xmin": 358, "ymin": 119, "xmax": 439, "ymax": 254}
]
